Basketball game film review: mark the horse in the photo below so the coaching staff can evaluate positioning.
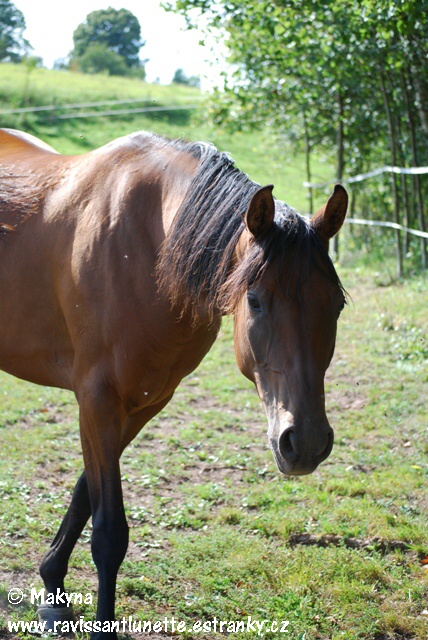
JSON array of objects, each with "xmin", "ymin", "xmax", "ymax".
[{"xmin": 0, "ymin": 128, "xmax": 348, "ymax": 638}]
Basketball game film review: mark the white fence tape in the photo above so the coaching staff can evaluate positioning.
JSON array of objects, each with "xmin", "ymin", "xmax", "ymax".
[
  {"xmin": 0, "ymin": 98, "xmax": 158, "ymax": 114},
  {"xmin": 345, "ymin": 217, "xmax": 428, "ymax": 239},
  {"xmin": 304, "ymin": 167, "xmax": 428, "ymax": 245},
  {"xmin": 304, "ymin": 165, "xmax": 428, "ymax": 189}
]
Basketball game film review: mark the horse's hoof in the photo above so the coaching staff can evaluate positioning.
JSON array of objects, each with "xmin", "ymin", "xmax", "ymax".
[{"xmin": 37, "ymin": 603, "xmax": 74, "ymax": 632}]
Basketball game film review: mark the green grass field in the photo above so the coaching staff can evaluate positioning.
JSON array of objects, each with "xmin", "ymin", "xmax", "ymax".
[
  {"xmin": 0, "ymin": 270, "xmax": 426, "ymax": 640},
  {"xmin": 0, "ymin": 63, "xmax": 427, "ymax": 639}
]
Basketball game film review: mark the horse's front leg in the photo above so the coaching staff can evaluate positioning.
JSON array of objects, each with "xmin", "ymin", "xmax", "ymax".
[
  {"xmin": 38, "ymin": 396, "xmax": 174, "ymax": 634},
  {"xmin": 78, "ymin": 379, "xmax": 128, "ymax": 639},
  {"xmin": 40, "ymin": 471, "xmax": 91, "ymax": 592},
  {"xmin": 38, "ymin": 470, "xmax": 91, "ymax": 628}
]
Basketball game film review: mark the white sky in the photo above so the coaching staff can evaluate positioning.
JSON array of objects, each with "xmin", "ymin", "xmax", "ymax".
[{"xmin": 13, "ymin": 0, "xmax": 224, "ymax": 87}]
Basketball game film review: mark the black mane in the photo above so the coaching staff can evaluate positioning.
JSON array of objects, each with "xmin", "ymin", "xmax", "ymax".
[{"xmin": 157, "ymin": 140, "xmax": 343, "ymax": 318}]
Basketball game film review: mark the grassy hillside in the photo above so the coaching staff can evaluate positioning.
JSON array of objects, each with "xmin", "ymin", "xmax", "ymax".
[
  {"xmin": 1, "ymin": 63, "xmax": 424, "ymax": 273},
  {"xmin": 0, "ymin": 63, "xmax": 202, "ymax": 109},
  {"xmin": 0, "ymin": 62, "xmax": 334, "ymax": 213}
]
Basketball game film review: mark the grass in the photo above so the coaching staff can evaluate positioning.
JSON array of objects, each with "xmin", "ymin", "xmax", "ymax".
[
  {"xmin": 0, "ymin": 63, "xmax": 202, "ymax": 109},
  {"xmin": 0, "ymin": 62, "xmax": 427, "ymax": 639},
  {"xmin": 0, "ymin": 269, "xmax": 426, "ymax": 640}
]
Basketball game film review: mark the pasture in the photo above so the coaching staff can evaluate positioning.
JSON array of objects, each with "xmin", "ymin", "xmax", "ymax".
[
  {"xmin": 0, "ymin": 64, "xmax": 427, "ymax": 639},
  {"xmin": 0, "ymin": 267, "xmax": 426, "ymax": 639}
]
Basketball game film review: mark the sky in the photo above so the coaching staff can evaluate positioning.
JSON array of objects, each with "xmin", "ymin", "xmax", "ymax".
[{"xmin": 13, "ymin": 0, "xmax": 224, "ymax": 87}]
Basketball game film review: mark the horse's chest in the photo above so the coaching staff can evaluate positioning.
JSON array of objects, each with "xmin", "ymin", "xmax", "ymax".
[{"xmin": 119, "ymin": 321, "xmax": 220, "ymax": 413}]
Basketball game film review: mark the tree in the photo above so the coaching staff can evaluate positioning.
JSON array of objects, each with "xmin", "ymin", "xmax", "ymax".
[
  {"xmin": 0, "ymin": 0, "xmax": 31, "ymax": 62},
  {"xmin": 167, "ymin": 0, "xmax": 428, "ymax": 269},
  {"xmin": 172, "ymin": 68, "xmax": 200, "ymax": 88},
  {"xmin": 71, "ymin": 7, "xmax": 145, "ymax": 73},
  {"xmin": 78, "ymin": 44, "xmax": 127, "ymax": 76}
]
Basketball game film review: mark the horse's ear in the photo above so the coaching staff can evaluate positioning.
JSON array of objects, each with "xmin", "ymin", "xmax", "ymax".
[
  {"xmin": 245, "ymin": 185, "xmax": 275, "ymax": 239},
  {"xmin": 310, "ymin": 184, "xmax": 348, "ymax": 245}
]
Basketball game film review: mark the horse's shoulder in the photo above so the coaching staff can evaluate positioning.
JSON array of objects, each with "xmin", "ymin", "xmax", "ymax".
[{"xmin": 0, "ymin": 128, "xmax": 59, "ymax": 158}]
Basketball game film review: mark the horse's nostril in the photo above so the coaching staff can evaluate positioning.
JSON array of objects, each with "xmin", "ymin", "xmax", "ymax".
[
  {"xmin": 320, "ymin": 429, "xmax": 334, "ymax": 461},
  {"xmin": 278, "ymin": 428, "xmax": 297, "ymax": 463},
  {"xmin": 278, "ymin": 426, "xmax": 334, "ymax": 468}
]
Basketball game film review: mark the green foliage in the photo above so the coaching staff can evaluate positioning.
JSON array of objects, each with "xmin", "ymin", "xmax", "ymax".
[
  {"xmin": 168, "ymin": 0, "xmax": 428, "ymax": 162},
  {"xmin": 71, "ymin": 7, "xmax": 145, "ymax": 75},
  {"xmin": 0, "ymin": 0, "xmax": 31, "ymax": 62},
  {"xmin": 168, "ymin": 0, "xmax": 428, "ymax": 267},
  {"xmin": 77, "ymin": 43, "xmax": 128, "ymax": 77}
]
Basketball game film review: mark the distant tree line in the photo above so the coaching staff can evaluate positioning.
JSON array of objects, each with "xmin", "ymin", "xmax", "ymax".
[
  {"xmin": 0, "ymin": 2, "xmax": 147, "ymax": 76},
  {"xmin": 168, "ymin": 0, "xmax": 428, "ymax": 270},
  {"xmin": 172, "ymin": 68, "xmax": 200, "ymax": 88}
]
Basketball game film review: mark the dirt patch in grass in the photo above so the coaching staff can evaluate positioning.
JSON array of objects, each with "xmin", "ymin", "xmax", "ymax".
[
  {"xmin": 288, "ymin": 532, "xmax": 411, "ymax": 554},
  {"xmin": 373, "ymin": 634, "xmax": 415, "ymax": 640}
]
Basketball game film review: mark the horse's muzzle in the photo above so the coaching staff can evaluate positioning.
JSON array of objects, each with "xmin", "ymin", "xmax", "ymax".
[{"xmin": 271, "ymin": 425, "xmax": 334, "ymax": 476}]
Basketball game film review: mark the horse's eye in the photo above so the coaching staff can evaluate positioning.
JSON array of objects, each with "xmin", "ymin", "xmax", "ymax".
[
  {"xmin": 248, "ymin": 292, "xmax": 262, "ymax": 312},
  {"xmin": 338, "ymin": 299, "xmax": 346, "ymax": 318}
]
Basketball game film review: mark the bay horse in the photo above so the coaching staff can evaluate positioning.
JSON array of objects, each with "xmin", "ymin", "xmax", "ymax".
[{"xmin": 0, "ymin": 128, "xmax": 347, "ymax": 638}]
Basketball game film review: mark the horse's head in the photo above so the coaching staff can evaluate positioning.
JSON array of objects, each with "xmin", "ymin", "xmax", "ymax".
[{"xmin": 233, "ymin": 184, "xmax": 348, "ymax": 476}]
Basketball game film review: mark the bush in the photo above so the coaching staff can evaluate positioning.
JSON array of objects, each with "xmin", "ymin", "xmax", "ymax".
[{"xmin": 76, "ymin": 44, "xmax": 127, "ymax": 76}]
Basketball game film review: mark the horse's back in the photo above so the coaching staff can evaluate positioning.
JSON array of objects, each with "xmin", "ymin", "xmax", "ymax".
[{"xmin": 0, "ymin": 128, "xmax": 58, "ymax": 159}]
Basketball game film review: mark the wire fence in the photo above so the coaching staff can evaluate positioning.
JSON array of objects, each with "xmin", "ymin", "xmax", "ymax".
[
  {"xmin": 344, "ymin": 217, "xmax": 428, "ymax": 239},
  {"xmin": 0, "ymin": 98, "xmax": 201, "ymax": 120},
  {"xmin": 304, "ymin": 165, "xmax": 428, "ymax": 273},
  {"xmin": 56, "ymin": 105, "xmax": 201, "ymax": 120},
  {"xmin": 0, "ymin": 98, "xmax": 159, "ymax": 114}
]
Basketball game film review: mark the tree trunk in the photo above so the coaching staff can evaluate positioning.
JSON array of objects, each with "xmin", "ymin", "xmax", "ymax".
[
  {"xmin": 402, "ymin": 67, "xmax": 427, "ymax": 269},
  {"xmin": 388, "ymin": 74, "xmax": 411, "ymax": 257},
  {"xmin": 303, "ymin": 110, "xmax": 313, "ymax": 217},
  {"xmin": 379, "ymin": 71, "xmax": 402, "ymax": 278},
  {"xmin": 333, "ymin": 90, "xmax": 345, "ymax": 260},
  {"xmin": 410, "ymin": 60, "xmax": 428, "ymax": 136}
]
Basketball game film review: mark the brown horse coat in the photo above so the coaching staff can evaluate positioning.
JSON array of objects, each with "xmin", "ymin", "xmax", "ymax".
[{"xmin": 0, "ymin": 128, "xmax": 347, "ymax": 638}]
